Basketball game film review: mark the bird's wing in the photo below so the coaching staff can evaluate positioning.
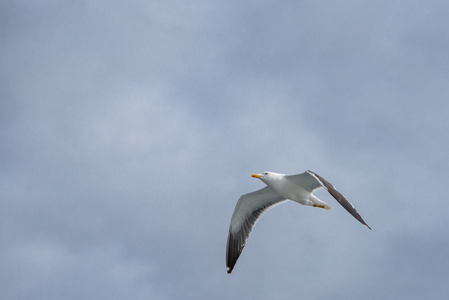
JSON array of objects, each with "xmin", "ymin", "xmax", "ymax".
[
  {"xmin": 285, "ymin": 171, "xmax": 324, "ymax": 191},
  {"xmin": 226, "ymin": 186, "xmax": 286, "ymax": 274},
  {"xmin": 306, "ymin": 170, "xmax": 372, "ymax": 230}
]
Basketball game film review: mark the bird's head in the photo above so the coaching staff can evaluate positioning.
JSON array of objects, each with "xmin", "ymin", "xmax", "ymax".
[{"xmin": 251, "ymin": 171, "xmax": 278, "ymax": 183}]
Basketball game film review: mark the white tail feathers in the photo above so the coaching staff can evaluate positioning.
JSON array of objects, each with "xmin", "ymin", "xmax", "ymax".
[
  {"xmin": 322, "ymin": 203, "xmax": 333, "ymax": 210},
  {"xmin": 310, "ymin": 196, "xmax": 333, "ymax": 210}
]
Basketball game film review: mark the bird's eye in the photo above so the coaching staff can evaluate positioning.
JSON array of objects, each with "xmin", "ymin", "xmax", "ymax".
[{"xmin": 264, "ymin": 172, "xmax": 268, "ymax": 175}]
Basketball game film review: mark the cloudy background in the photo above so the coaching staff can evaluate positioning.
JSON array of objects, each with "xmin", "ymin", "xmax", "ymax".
[{"xmin": 1, "ymin": 1, "xmax": 449, "ymax": 299}]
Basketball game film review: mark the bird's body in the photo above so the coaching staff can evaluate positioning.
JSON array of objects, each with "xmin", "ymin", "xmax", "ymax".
[
  {"xmin": 258, "ymin": 172, "xmax": 333, "ymax": 209},
  {"xmin": 226, "ymin": 170, "xmax": 371, "ymax": 274}
]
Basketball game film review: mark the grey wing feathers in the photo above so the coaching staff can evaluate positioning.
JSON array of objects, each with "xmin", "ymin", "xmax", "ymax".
[
  {"xmin": 226, "ymin": 187, "xmax": 285, "ymax": 274},
  {"xmin": 307, "ymin": 170, "xmax": 372, "ymax": 230},
  {"xmin": 285, "ymin": 171, "xmax": 323, "ymax": 191}
]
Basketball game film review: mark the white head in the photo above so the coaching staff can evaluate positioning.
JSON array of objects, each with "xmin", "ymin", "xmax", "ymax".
[{"xmin": 251, "ymin": 171, "xmax": 282, "ymax": 183}]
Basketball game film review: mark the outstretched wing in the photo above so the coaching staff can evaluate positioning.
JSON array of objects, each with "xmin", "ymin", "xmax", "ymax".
[
  {"xmin": 226, "ymin": 187, "xmax": 286, "ymax": 274},
  {"xmin": 285, "ymin": 171, "xmax": 324, "ymax": 192},
  {"xmin": 307, "ymin": 170, "xmax": 372, "ymax": 230}
]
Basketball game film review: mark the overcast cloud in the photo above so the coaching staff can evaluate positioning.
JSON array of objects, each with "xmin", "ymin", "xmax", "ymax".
[{"xmin": 1, "ymin": 1, "xmax": 449, "ymax": 299}]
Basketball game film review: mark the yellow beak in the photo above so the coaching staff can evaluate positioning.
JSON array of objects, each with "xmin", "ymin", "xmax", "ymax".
[{"xmin": 251, "ymin": 174, "xmax": 262, "ymax": 178}]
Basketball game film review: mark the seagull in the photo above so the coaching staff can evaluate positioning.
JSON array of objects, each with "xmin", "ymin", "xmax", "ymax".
[{"xmin": 226, "ymin": 170, "xmax": 371, "ymax": 274}]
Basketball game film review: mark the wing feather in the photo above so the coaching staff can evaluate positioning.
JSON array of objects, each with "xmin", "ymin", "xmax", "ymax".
[
  {"xmin": 226, "ymin": 187, "xmax": 285, "ymax": 274},
  {"xmin": 285, "ymin": 171, "xmax": 323, "ymax": 191},
  {"xmin": 307, "ymin": 170, "xmax": 372, "ymax": 230}
]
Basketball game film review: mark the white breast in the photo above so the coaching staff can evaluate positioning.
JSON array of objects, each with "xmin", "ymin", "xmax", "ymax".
[{"xmin": 266, "ymin": 177, "xmax": 311, "ymax": 202}]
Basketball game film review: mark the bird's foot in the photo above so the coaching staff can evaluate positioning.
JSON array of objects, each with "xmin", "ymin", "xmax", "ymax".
[{"xmin": 313, "ymin": 204, "xmax": 325, "ymax": 209}]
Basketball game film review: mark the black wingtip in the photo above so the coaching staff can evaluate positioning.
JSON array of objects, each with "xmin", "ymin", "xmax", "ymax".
[
  {"xmin": 226, "ymin": 230, "xmax": 240, "ymax": 275},
  {"xmin": 308, "ymin": 170, "xmax": 373, "ymax": 231}
]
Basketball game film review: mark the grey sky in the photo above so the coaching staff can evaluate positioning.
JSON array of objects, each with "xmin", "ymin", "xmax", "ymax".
[{"xmin": 1, "ymin": 1, "xmax": 449, "ymax": 299}]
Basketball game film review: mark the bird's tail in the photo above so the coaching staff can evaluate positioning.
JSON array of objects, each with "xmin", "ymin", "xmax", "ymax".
[
  {"xmin": 321, "ymin": 202, "xmax": 333, "ymax": 210},
  {"xmin": 310, "ymin": 196, "xmax": 333, "ymax": 210}
]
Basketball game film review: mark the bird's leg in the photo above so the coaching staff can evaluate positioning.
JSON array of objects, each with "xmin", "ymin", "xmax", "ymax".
[{"xmin": 313, "ymin": 204, "xmax": 325, "ymax": 209}]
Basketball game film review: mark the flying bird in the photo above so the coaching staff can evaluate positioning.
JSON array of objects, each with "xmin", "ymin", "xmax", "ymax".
[{"xmin": 226, "ymin": 170, "xmax": 371, "ymax": 274}]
